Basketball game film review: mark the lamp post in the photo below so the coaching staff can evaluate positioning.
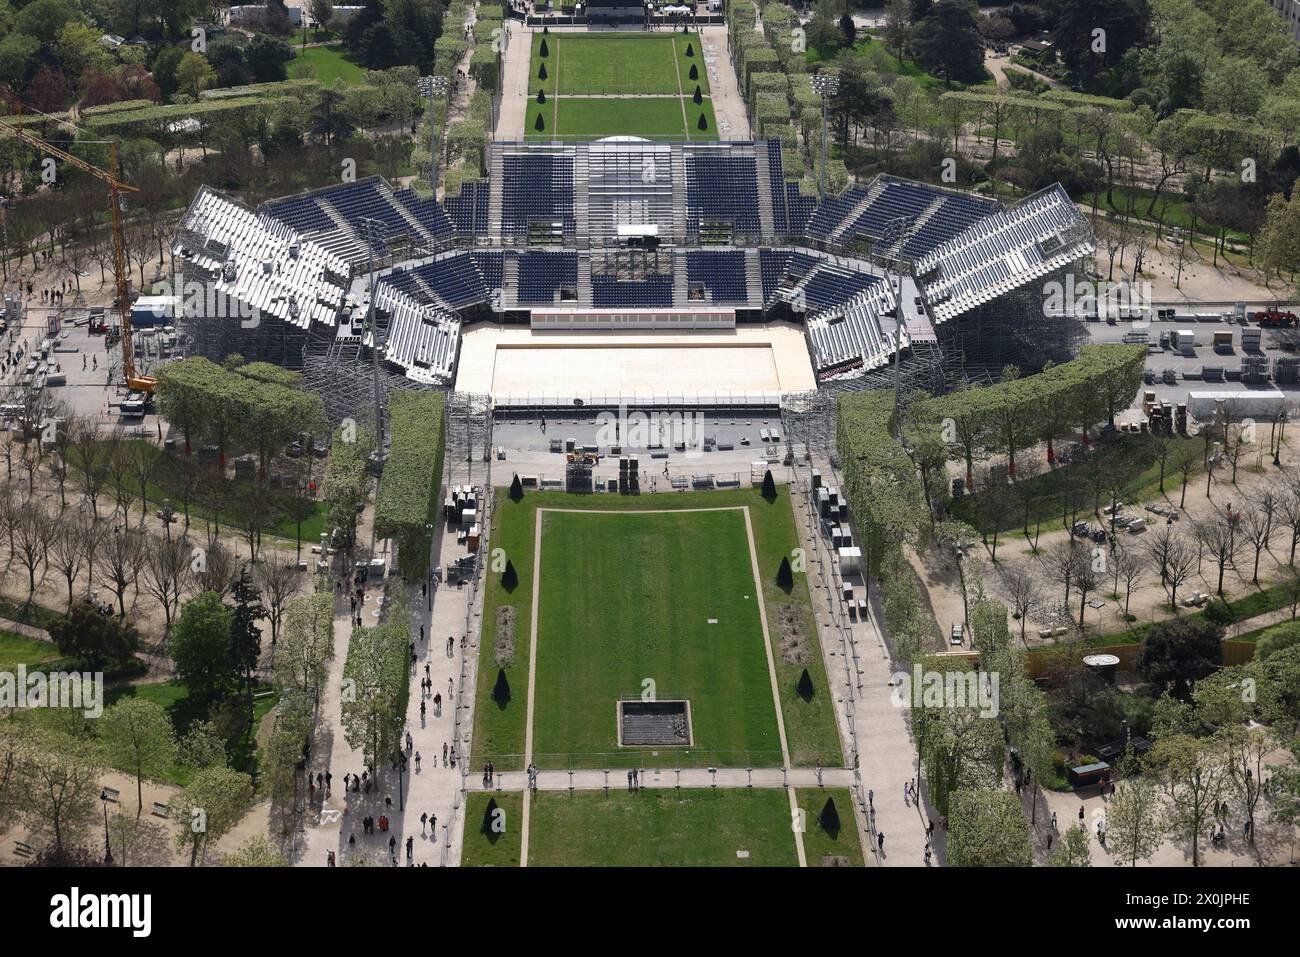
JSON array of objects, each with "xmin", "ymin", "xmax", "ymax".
[
  {"xmin": 99, "ymin": 790, "xmax": 113, "ymax": 865},
  {"xmin": 875, "ymin": 215, "xmax": 922, "ymax": 443},
  {"xmin": 810, "ymin": 72, "xmax": 840, "ymax": 201}
]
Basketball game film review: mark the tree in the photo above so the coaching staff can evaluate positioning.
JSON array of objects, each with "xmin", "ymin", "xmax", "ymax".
[
  {"xmin": 224, "ymin": 835, "xmax": 289, "ymax": 866},
  {"xmin": 761, "ymin": 469, "xmax": 776, "ymax": 501},
  {"xmin": 1138, "ymin": 618, "xmax": 1224, "ymax": 700},
  {"xmin": 947, "ymin": 789, "xmax": 1033, "ymax": 866},
  {"xmin": 1148, "ymin": 734, "xmax": 1227, "ymax": 867},
  {"xmin": 910, "ymin": 0, "xmax": 986, "ymax": 86},
  {"xmin": 19, "ymin": 730, "xmax": 105, "ymax": 856},
  {"xmin": 100, "ymin": 698, "xmax": 177, "ymax": 817},
  {"xmin": 175, "ymin": 51, "xmax": 217, "ymax": 100},
  {"xmin": 256, "ymin": 553, "xmax": 300, "ymax": 653},
  {"xmin": 1106, "ymin": 778, "xmax": 1166, "ymax": 867},
  {"xmin": 229, "ymin": 567, "xmax": 266, "ymax": 737},
  {"xmin": 47, "ymin": 602, "xmax": 141, "ymax": 668},
  {"xmin": 1049, "ymin": 824, "xmax": 1091, "ymax": 866},
  {"xmin": 502, "ymin": 558, "xmax": 518, "ymax": 592},
  {"xmin": 170, "ymin": 766, "xmax": 254, "ymax": 866},
  {"xmin": 100, "ymin": 528, "xmax": 143, "ymax": 619},
  {"xmin": 1217, "ymin": 723, "xmax": 1275, "ymax": 845},
  {"xmin": 172, "ymin": 591, "xmax": 238, "ymax": 710},
  {"xmin": 143, "ymin": 533, "xmax": 193, "ymax": 641},
  {"xmin": 47, "ymin": 519, "xmax": 87, "ymax": 609},
  {"xmin": 1194, "ymin": 515, "xmax": 1237, "ymax": 597},
  {"xmin": 340, "ymin": 600, "xmax": 410, "ymax": 765},
  {"xmin": 276, "ymin": 593, "xmax": 334, "ymax": 699}
]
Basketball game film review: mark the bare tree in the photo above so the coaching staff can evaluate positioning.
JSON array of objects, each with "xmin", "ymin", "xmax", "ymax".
[
  {"xmin": 1117, "ymin": 545, "xmax": 1146, "ymax": 619},
  {"xmin": 105, "ymin": 433, "xmax": 136, "ymax": 525},
  {"xmin": 1076, "ymin": 548, "xmax": 1099, "ymax": 629},
  {"xmin": 46, "ymin": 517, "xmax": 86, "ymax": 609},
  {"xmin": 1195, "ymin": 515, "xmax": 1238, "ymax": 597},
  {"xmin": 12, "ymin": 506, "xmax": 52, "ymax": 604},
  {"xmin": 193, "ymin": 539, "xmax": 238, "ymax": 597},
  {"xmin": 129, "ymin": 440, "xmax": 160, "ymax": 526},
  {"xmin": 143, "ymin": 534, "xmax": 192, "ymax": 643},
  {"xmin": 80, "ymin": 517, "xmax": 108, "ymax": 602},
  {"xmin": 71, "ymin": 420, "xmax": 108, "ymax": 519},
  {"xmin": 999, "ymin": 562, "xmax": 1041, "ymax": 648},
  {"xmin": 1165, "ymin": 536, "xmax": 1198, "ymax": 611},
  {"xmin": 101, "ymin": 529, "xmax": 144, "ymax": 618},
  {"xmin": 1045, "ymin": 538, "xmax": 1086, "ymax": 608},
  {"xmin": 1237, "ymin": 506, "xmax": 1273, "ymax": 584},
  {"xmin": 256, "ymin": 552, "xmax": 301, "ymax": 652}
]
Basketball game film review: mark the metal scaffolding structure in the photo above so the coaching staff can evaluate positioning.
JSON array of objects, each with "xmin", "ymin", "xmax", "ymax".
[{"xmin": 444, "ymin": 391, "xmax": 494, "ymax": 485}]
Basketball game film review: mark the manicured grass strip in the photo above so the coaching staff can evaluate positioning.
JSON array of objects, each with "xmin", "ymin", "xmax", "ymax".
[
  {"xmin": 472, "ymin": 490, "xmax": 842, "ymax": 770},
  {"xmin": 526, "ymin": 787, "xmax": 798, "ymax": 866},
  {"xmin": 532, "ymin": 507, "xmax": 781, "ymax": 768},
  {"xmin": 797, "ymin": 787, "xmax": 864, "ymax": 867},
  {"xmin": 461, "ymin": 791, "xmax": 524, "ymax": 867},
  {"xmin": 291, "ymin": 44, "xmax": 367, "ymax": 85},
  {"xmin": 529, "ymin": 32, "xmax": 709, "ymax": 96},
  {"xmin": 526, "ymin": 96, "xmax": 718, "ymax": 141}
]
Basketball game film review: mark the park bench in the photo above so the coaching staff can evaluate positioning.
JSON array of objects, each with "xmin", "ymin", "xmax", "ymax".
[
  {"xmin": 150, "ymin": 802, "xmax": 169, "ymax": 819},
  {"xmin": 101, "ymin": 786, "xmax": 120, "ymax": 803},
  {"xmin": 13, "ymin": 840, "xmax": 33, "ymax": 858}
]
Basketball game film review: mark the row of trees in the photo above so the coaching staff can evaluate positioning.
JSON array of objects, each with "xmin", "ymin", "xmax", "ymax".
[{"xmin": 374, "ymin": 391, "xmax": 445, "ymax": 579}]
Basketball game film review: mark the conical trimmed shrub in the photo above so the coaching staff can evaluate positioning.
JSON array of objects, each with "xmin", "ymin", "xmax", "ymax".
[
  {"xmin": 777, "ymin": 556, "xmax": 793, "ymax": 592},
  {"xmin": 540, "ymin": 38, "xmax": 549, "ymax": 58},
  {"xmin": 502, "ymin": 558, "xmax": 519, "ymax": 590},
  {"xmin": 493, "ymin": 667, "xmax": 511, "ymax": 703},
  {"xmin": 510, "ymin": 474, "xmax": 524, "ymax": 500},
  {"xmin": 537, "ymin": 89, "xmax": 546, "ymax": 104},
  {"xmin": 539, "ymin": 62, "xmax": 548, "ymax": 80},
  {"xmin": 534, "ymin": 113, "xmax": 545, "ymax": 132},
  {"xmin": 819, "ymin": 797, "xmax": 840, "ymax": 835},
  {"xmin": 481, "ymin": 796, "xmax": 499, "ymax": 834},
  {"xmin": 685, "ymin": 42, "xmax": 694, "ymax": 57},
  {"xmin": 697, "ymin": 113, "xmax": 708, "ymax": 131},
  {"xmin": 689, "ymin": 63, "xmax": 698, "ymax": 81},
  {"xmin": 693, "ymin": 85, "xmax": 702, "ymax": 105},
  {"xmin": 797, "ymin": 668, "xmax": 814, "ymax": 701}
]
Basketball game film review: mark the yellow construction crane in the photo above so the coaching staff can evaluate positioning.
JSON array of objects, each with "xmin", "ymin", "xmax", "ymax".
[{"xmin": 0, "ymin": 114, "xmax": 155, "ymax": 392}]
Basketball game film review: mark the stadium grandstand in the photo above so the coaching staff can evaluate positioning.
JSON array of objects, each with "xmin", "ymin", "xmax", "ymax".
[{"xmin": 170, "ymin": 138, "xmax": 1094, "ymax": 414}]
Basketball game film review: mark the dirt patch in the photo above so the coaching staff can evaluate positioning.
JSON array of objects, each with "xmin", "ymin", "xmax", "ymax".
[
  {"xmin": 777, "ymin": 602, "xmax": 811, "ymax": 665},
  {"xmin": 494, "ymin": 605, "xmax": 517, "ymax": 668}
]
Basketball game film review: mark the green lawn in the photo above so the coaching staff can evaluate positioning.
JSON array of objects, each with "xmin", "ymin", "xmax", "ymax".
[
  {"xmin": 471, "ymin": 489, "xmax": 842, "ymax": 771},
  {"xmin": 526, "ymin": 95, "xmax": 718, "ymax": 141},
  {"xmin": 291, "ymin": 44, "xmax": 366, "ymax": 85},
  {"xmin": 0, "ymin": 630, "xmax": 59, "ymax": 670},
  {"xmin": 460, "ymin": 791, "xmax": 523, "ymax": 867},
  {"xmin": 533, "ymin": 507, "xmax": 781, "ymax": 768},
  {"xmin": 797, "ymin": 787, "xmax": 864, "ymax": 866},
  {"xmin": 529, "ymin": 32, "xmax": 709, "ymax": 96},
  {"xmin": 526, "ymin": 788, "xmax": 799, "ymax": 866}
]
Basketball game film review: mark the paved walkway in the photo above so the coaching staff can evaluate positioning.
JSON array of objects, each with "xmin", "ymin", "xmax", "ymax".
[{"xmin": 477, "ymin": 767, "xmax": 854, "ymax": 793}]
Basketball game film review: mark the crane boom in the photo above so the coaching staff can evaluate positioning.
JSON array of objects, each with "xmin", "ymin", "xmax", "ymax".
[{"xmin": 0, "ymin": 116, "xmax": 155, "ymax": 392}]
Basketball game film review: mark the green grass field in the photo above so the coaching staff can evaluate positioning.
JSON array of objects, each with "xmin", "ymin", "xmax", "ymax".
[
  {"xmin": 797, "ymin": 787, "xmax": 865, "ymax": 866},
  {"xmin": 526, "ymin": 96, "xmax": 718, "ymax": 141},
  {"xmin": 524, "ymin": 31, "xmax": 715, "ymax": 140},
  {"xmin": 526, "ymin": 788, "xmax": 799, "ymax": 866},
  {"xmin": 471, "ymin": 489, "xmax": 842, "ymax": 771},
  {"xmin": 461, "ymin": 792, "xmax": 524, "ymax": 867},
  {"xmin": 0, "ymin": 631, "xmax": 59, "ymax": 670},
  {"xmin": 532, "ymin": 507, "xmax": 780, "ymax": 767},
  {"xmin": 530, "ymin": 32, "xmax": 709, "ymax": 96},
  {"xmin": 290, "ymin": 44, "xmax": 366, "ymax": 85}
]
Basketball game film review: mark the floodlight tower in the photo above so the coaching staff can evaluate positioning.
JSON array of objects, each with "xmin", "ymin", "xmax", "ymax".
[{"xmin": 811, "ymin": 72, "xmax": 840, "ymax": 201}]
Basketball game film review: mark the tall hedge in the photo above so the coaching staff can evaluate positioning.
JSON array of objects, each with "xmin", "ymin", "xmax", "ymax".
[{"xmin": 374, "ymin": 391, "xmax": 446, "ymax": 579}]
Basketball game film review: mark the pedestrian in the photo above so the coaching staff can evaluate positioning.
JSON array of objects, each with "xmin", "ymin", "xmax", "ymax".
[
  {"xmin": 1046, "ymin": 832, "xmax": 1053, "ymax": 851},
  {"xmin": 447, "ymin": 636, "xmax": 453, "ymax": 656},
  {"xmin": 420, "ymin": 624, "xmax": 425, "ymax": 641},
  {"xmin": 325, "ymin": 771, "xmax": 332, "ymax": 793},
  {"xmin": 421, "ymin": 812, "xmax": 428, "ymax": 832},
  {"xmin": 349, "ymin": 832, "xmax": 356, "ymax": 847},
  {"xmin": 388, "ymin": 836, "xmax": 396, "ymax": 854},
  {"xmin": 1051, "ymin": 811, "xmax": 1057, "ymax": 830},
  {"xmin": 903, "ymin": 781, "xmax": 909, "ymax": 805},
  {"xmin": 415, "ymin": 752, "xmax": 421, "ymax": 772},
  {"xmin": 429, "ymin": 813, "xmax": 437, "ymax": 834},
  {"xmin": 406, "ymin": 731, "xmax": 413, "ymax": 752},
  {"xmin": 924, "ymin": 844, "xmax": 932, "ymax": 865},
  {"xmin": 443, "ymin": 742, "xmax": 448, "ymax": 766},
  {"xmin": 420, "ymin": 700, "xmax": 426, "ymax": 720},
  {"xmin": 425, "ymin": 663, "xmax": 430, "ymax": 678},
  {"xmin": 1078, "ymin": 805, "xmax": 1085, "ymax": 823},
  {"xmin": 327, "ymin": 851, "xmax": 335, "ymax": 867},
  {"xmin": 628, "ymin": 770, "xmax": 634, "ymax": 791},
  {"xmin": 406, "ymin": 836, "xmax": 413, "ymax": 863},
  {"xmin": 867, "ymin": 788, "xmax": 873, "ymax": 808},
  {"xmin": 877, "ymin": 832, "xmax": 885, "ymax": 851}
]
